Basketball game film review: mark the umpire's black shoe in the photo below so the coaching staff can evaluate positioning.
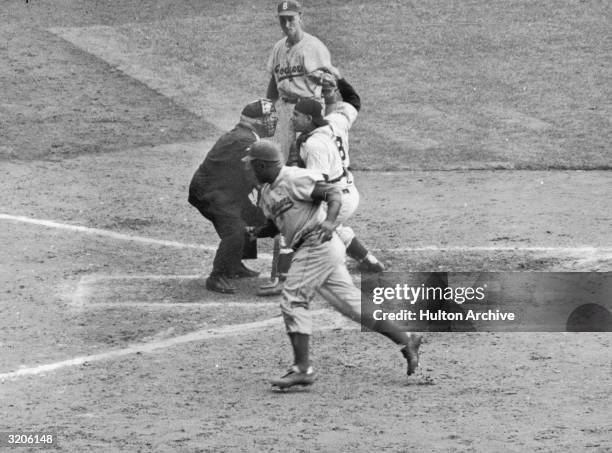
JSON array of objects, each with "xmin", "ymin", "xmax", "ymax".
[
  {"xmin": 271, "ymin": 366, "xmax": 316, "ymax": 389},
  {"xmin": 206, "ymin": 275, "xmax": 236, "ymax": 294},
  {"xmin": 230, "ymin": 263, "xmax": 260, "ymax": 279}
]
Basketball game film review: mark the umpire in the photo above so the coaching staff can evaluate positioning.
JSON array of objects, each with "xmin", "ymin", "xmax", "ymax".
[{"xmin": 188, "ymin": 99, "xmax": 279, "ymax": 294}]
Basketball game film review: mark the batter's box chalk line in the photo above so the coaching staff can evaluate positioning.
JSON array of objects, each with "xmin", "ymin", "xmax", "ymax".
[
  {"xmin": 0, "ymin": 309, "xmax": 355, "ymax": 381},
  {"xmin": 68, "ymin": 273, "xmax": 279, "ymax": 308}
]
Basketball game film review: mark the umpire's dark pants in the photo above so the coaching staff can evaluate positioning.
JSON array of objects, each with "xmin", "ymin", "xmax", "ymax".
[{"xmin": 189, "ymin": 192, "xmax": 263, "ymax": 277}]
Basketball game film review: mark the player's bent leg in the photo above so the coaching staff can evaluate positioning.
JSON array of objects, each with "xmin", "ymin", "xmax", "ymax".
[
  {"xmin": 401, "ymin": 335, "xmax": 422, "ymax": 376},
  {"xmin": 318, "ymin": 264, "xmax": 422, "ymax": 375},
  {"xmin": 271, "ymin": 237, "xmax": 339, "ymax": 388},
  {"xmin": 337, "ymin": 184, "xmax": 359, "ymax": 223},
  {"xmin": 315, "ymin": 262, "xmax": 362, "ymax": 323},
  {"xmin": 272, "ymin": 286, "xmax": 317, "ymax": 389},
  {"xmin": 279, "ymin": 253, "xmax": 330, "ymax": 331},
  {"xmin": 279, "ymin": 297, "xmax": 313, "ymax": 336},
  {"xmin": 345, "ymin": 236, "xmax": 386, "ymax": 273},
  {"xmin": 270, "ymin": 332, "xmax": 315, "ymax": 389},
  {"xmin": 335, "ymin": 224, "xmax": 356, "ymax": 248}
]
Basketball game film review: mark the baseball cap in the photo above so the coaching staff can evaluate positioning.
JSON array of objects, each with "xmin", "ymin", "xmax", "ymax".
[
  {"xmin": 242, "ymin": 139, "xmax": 283, "ymax": 163},
  {"xmin": 241, "ymin": 98, "xmax": 275, "ymax": 119},
  {"xmin": 277, "ymin": 0, "xmax": 301, "ymax": 16},
  {"xmin": 295, "ymin": 98, "xmax": 327, "ymax": 127}
]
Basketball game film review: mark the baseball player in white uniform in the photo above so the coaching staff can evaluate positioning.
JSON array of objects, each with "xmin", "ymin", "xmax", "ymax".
[
  {"xmin": 292, "ymin": 77, "xmax": 385, "ymax": 273},
  {"xmin": 243, "ymin": 140, "xmax": 422, "ymax": 389}
]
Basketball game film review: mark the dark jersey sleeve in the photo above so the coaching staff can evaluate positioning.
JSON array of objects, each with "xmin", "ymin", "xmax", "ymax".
[{"xmin": 337, "ymin": 78, "xmax": 361, "ymax": 112}]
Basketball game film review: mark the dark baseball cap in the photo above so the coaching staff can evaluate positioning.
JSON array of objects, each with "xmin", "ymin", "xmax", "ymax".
[
  {"xmin": 241, "ymin": 98, "xmax": 275, "ymax": 118},
  {"xmin": 295, "ymin": 98, "xmax": 327, "ymax": 127},
  {"xmin": 242, "ymin": 140, "xmax": 283, "ymax": 163},
  {"xmin": 277, "ymin": 0, "xmax": 301, "ymax": 16}
]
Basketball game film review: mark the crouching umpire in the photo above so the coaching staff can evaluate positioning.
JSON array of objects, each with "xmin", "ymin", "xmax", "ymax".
[{"xmin": 188, "ymin": 99, "xmax": 279, "ymax": 294}]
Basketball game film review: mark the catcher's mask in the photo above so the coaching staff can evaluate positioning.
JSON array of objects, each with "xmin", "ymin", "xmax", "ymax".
[{"xmin": 241, "ymin": 99, "xmax": 279, "ymax": 137}]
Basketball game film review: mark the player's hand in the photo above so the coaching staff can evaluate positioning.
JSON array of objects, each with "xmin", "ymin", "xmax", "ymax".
[
  {"xmin": 306, "ymin": 68, "xmax": 338, "ymax": 89},
  {"xmin": 246, "ymin": 226, "xmax": 259, "ymax": 242},
  {"xmin": 316, "ymin": 220, "xmax": 336, "ymax": 243}
]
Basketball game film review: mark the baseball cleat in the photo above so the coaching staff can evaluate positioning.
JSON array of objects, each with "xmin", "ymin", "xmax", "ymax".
[
  {"xmin": 271, "ymin": 366, "xmax": 316, "ymax": 389},
  {"xmin": 401, "ymin": 334, "xmax": 422, "ymax": 376},
  {"xmin": 257, "ymin": 279, "xmax": 283, "ymax": 297},
  {"xmin": 206, "ymin": 275, "xmax": 236, "ymax": 294},
  {"xmin": 358, "ymin": 259, "xmax": 386, "ymax": 273}
]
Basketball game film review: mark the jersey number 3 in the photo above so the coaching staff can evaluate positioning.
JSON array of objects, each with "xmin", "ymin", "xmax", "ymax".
[{"xmin": 334, "ymin": 136, "xmax": 347, "ymax": 162}]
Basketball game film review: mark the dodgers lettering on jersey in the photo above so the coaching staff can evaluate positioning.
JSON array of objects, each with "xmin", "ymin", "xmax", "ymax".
[
  {"xmin": 259, "ymin": 166, "xmax": 326, "ymax": 248},
  {"xmin": 275, "ymin": 63, "xmax": 305, "ymax": 82},
  {"xmin": 267, "ymin": 33, "xmax": 332, "ymax": 100},
  {"xmin": 299, "ymin": 101, "xmax": 358, "ymax": 181}
]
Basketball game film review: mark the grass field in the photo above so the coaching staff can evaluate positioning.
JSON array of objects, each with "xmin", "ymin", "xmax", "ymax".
[
  {"xmin": 3, "ymin": 0, "xmax": 611, "ymax": 168},
  {"xmin": 1, "ymin": 1, "xmax": 611, "ymax": 452}
]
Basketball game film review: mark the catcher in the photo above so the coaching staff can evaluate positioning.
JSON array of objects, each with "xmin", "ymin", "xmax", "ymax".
[
  {"xmin": 257, "ymin": 70, "xmax": 383, "ymax": 297},
  {"xmin": 294, "ymin": 69, "xmax": 385, "ymax": 273}
]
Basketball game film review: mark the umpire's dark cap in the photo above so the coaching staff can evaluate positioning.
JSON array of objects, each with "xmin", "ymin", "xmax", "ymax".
[
  {"xmin": 242, "ymin": 140, "xmax": 283, "ymax": 163},
  {"xmin": 277, "ymin": 0, "xmax": 301, "ymax": 16},
  {"xmin": 295, "ymin": 98, "xmax": 327, "ymax": 127},
  {"xmin": 241, "ymin": 99, "xmax": 274, "ymax": 119}
]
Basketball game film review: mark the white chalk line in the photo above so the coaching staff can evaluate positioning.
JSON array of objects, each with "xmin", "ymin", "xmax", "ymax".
[
  {"xmin": 82, "ymin": 274, "xmax": 203, "ymax": 281},
  {"xmin": 389, "ymin": 245, "xmax": 612, "ymax": 254},
  {"xmin": 3, "ymin": 213, "xmax": 611, "ymax": 256},
  {"xmin": 0, "ymin": 213, "xmax": 272, "ymax": 258},
  {"xmin": 0, "ymin": 309, "xmax": 353, "ymax": 381},
  {"xmin": 69, "ymin": 273, "xmax": 280, "ymax": 308}
]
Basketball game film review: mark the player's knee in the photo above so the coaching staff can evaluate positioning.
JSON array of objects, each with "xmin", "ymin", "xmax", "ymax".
[
  {"xmin": 280, "ymin": 302, "xmax": 313, "ymax": 335},
  {"xmin": 336, "ymin": 225, "xmax": 355, "ymax": 246}
]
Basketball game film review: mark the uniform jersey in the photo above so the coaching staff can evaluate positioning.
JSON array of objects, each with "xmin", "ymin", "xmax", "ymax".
[
  {"xmin": 298, "ymin": 101, "xmax": 358, "ymax": 181},
  {"xmin": 259, "ymin": 166, "xmax": 326, "ymax": 248},
  {"xmin": 267, "ymin": 32, "xmax": 332, "ymax": 101}
]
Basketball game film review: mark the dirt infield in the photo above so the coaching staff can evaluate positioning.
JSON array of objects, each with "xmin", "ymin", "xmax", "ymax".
[
  {"xmin": 2, "ymin": 1, "xmax": 611, "ymax": 452},
  {"xmin": 2, "ymin": 148, "xmax": 611, "ymax": 451}
]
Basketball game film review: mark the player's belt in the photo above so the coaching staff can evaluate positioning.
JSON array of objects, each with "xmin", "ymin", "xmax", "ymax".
[
  {"xmin": 281, "ymin": 96, "xmax": 322, "ymax": 104},
  {"xmin": 328, "ymin": 168, "xmax": 349, "ymax": 184}
]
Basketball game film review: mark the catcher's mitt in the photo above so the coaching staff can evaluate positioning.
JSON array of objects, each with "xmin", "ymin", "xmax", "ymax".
[{"xmin": 306, "ymin": 67, "xmax": 339, "ymax": 93}]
